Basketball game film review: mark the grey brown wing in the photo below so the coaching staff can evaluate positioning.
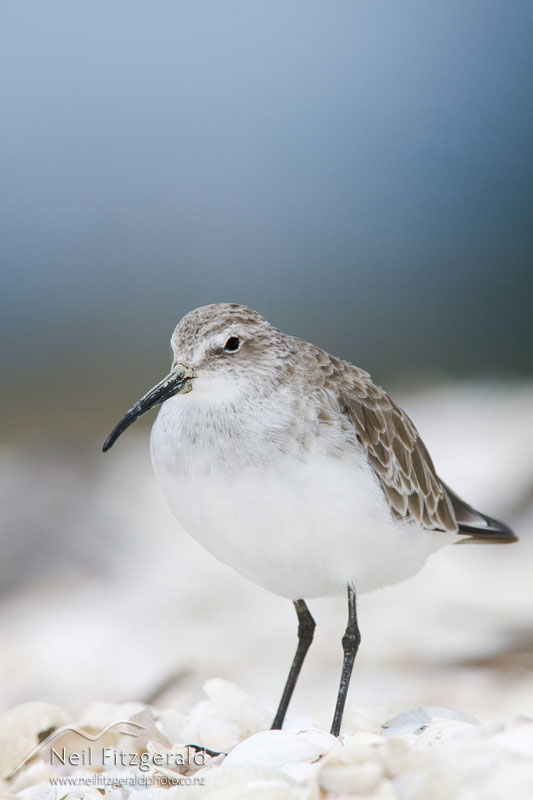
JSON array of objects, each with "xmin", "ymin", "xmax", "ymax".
[
  {"xmin": 303, "ymin": 343, "xmax": 516, "ymax": 542},
  {"xmin": 337, "ymin": 371, "xmax": 458, "ymax": 532},
  {"xmin": 337, "ymin": 370, "xmax": 516, "ymax": 542}
]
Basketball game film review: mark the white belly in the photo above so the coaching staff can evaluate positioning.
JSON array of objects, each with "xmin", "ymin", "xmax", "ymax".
[{"xmin": 150, "ymin": 398, "xmax": 451, "ymax": 599}]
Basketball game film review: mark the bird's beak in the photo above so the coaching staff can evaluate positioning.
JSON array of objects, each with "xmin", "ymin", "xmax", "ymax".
[{"xmin": 102, "ymin": 362, "xmax": 194, "ymax": 452}]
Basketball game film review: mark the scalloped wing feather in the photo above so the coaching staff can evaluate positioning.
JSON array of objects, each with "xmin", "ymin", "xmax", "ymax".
[{"xmin": 331, "ymin": 362, "xmax": 458, "ymax": 533}]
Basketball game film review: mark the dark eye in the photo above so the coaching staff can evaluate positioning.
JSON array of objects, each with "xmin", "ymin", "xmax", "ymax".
[{"xmin": 224, "ymin": 336, "xmax": 241, "ymax": 352}]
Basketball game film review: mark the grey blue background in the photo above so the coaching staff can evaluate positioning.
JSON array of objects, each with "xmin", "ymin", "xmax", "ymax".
[{"xmin": 1, "ymin": 0, "xmax": 532, "ymax": 442}]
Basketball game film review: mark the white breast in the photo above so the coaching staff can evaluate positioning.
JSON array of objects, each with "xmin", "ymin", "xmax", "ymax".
[{"xmin": 150, "ymin": 383, "xmax": 453, "ymax": 599}]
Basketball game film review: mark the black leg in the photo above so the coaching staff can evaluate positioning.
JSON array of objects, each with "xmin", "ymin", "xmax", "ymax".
[
  {"xmin": 271, "ymin": 599, "xmax": 315, "ymax": 730},
  {"xmin": 330, "ymin": 585, "xmax": 360, "ymax": 737}
]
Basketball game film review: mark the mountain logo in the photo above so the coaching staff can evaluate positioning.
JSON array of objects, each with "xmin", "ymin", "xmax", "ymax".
[{"xmin": 7, "ymin": 719, "xmax": 145, "ymax": 780}]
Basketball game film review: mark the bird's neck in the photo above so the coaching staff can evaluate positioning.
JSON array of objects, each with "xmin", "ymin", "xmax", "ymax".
[{"xmin": 151, "ymin": 380, "xmax": 308, "ymax": 477}]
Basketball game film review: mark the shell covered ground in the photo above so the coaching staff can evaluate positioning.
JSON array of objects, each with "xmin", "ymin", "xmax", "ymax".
[{"xmin": 0, "ymin": 382, "xmax": 532, "ymax": 798}]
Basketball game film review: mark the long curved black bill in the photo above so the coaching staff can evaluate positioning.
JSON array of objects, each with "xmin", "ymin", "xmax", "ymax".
[{"xmin": 102, "ymin": 364, "xmax": 193, "ymax": 452}]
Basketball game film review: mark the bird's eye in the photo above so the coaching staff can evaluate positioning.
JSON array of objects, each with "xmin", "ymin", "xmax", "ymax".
[{"xmin": 224, "ymin": 336, "xmax": 241, "ymax": 352}]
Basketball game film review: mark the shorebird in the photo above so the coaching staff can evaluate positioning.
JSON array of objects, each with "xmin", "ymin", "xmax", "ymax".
[{"xmin": 103, "ymin": 303, "xmax": 517, "ymax": 736}]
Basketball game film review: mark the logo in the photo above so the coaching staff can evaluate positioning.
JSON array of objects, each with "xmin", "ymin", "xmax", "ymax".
[{"xmin": 7, "ymin": 720, "xmax": 145, "ymax": 780}]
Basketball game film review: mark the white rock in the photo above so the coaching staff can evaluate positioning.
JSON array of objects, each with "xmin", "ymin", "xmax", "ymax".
[
  {"xmin": 180, "ymin": 680, "xmax": 272, "ymax": 753},
  {"xmin": 182, "ymin": 712, "xmax": 243, "ymax": 753},
  {"xmin": 8, "ymin": 760, "xmax": 57, "ymax": 796},
  {"xmin": 13, "ymin": 783, "xmax": 56, "ymax": 800},
  {"xmin": 128, "ymin": 706, "xmax": 172, "ymax": 750},
  {"xmin": 370, "ymin": 780, "xmax": 400, "ymax": 800},
  {"xmin": 44, "ymin": 790, "xmax": 105, "ymax": 800},
  {"xmin": 319, "ymin": 761, "xmax": 384, "ymax": 794},
  {"xmin": 381, "ymin": 736, "xmax": 418, "ymax": 778},
  {"xmin": 413, "ymin": 719, "xmax": 482, "ymax": 749},
  {"xmin": 338, "ymin": 704, "xmax": 391, "ymax": 734},
  {"xmin": 341, "ymin": 730, "xmax": 384, "ymax": 750},
  {"xmin": 279, "ymin": 760, "xmax": 321, "ymax": 783},
  {"xmin": 177, "ymin": 764, "xmax": 302, "ymax": 799},
  {"xmin": 222, "ymin": 729, "xmax": 327, "ymax": 769},
  {"xmin": 157, "ymin": 709, "xmax": 187, "ymax": 746},
  {"xmin": 0, "ymin": 702, "xmax": 69, "ymax": 780},
  {"xmin": 202, "ymin": 679, "xmax": 271, "ymax": 733},
  {"xmin": 492, "ymin": 720, "xmax": 533, "ymax": 757},
  {"xmin": 288, "ymin": 726, "xmax": 340, "ymax": 753},
  {"xmin": 397, "ymin": 740, "xmax": 533, "ymax": 800},
  {"xmin": 382, "ymin": 706, "xmax": 479, "ymax": 737}
]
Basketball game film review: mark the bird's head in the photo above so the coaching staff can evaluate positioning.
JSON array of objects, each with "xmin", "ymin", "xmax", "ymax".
[{"xmin": 103, "ymin": 303, "xmax": 290, "ymax": 451}]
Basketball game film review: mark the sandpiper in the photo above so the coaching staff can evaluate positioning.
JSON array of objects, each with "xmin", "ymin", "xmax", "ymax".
[{"xmin": 103, "ymin": 303, "xmax": 517, "ymax": 736}]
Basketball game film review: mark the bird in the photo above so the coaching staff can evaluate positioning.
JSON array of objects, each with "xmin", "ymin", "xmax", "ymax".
[{"xmin": 103, "ymin": 303, "xmax": 517, "ymax": 736}]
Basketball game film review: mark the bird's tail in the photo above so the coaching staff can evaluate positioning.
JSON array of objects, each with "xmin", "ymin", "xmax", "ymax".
[{"xmin": 442, "ymin": 482, "xmax": 518, "ymax": 544}]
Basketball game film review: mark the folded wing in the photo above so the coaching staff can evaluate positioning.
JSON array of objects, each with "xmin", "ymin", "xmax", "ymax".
[{"xmin": 334, "ymin": 363, "xmax": 516, "ymax": 543}]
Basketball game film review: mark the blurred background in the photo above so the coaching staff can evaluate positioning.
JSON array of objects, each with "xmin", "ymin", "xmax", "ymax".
[{"xmin": 0, "ymin": 1, "xmax": 532, "ymax": 726}]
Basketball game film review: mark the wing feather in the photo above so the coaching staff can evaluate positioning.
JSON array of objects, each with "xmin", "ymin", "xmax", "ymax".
[
  {"xmin": 334, "ymin": 363, "xmax": 458, "ymax": 532},
  {"xmin": 298, "ymin": 340, "xmax": 516, "ymax": 542}
]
